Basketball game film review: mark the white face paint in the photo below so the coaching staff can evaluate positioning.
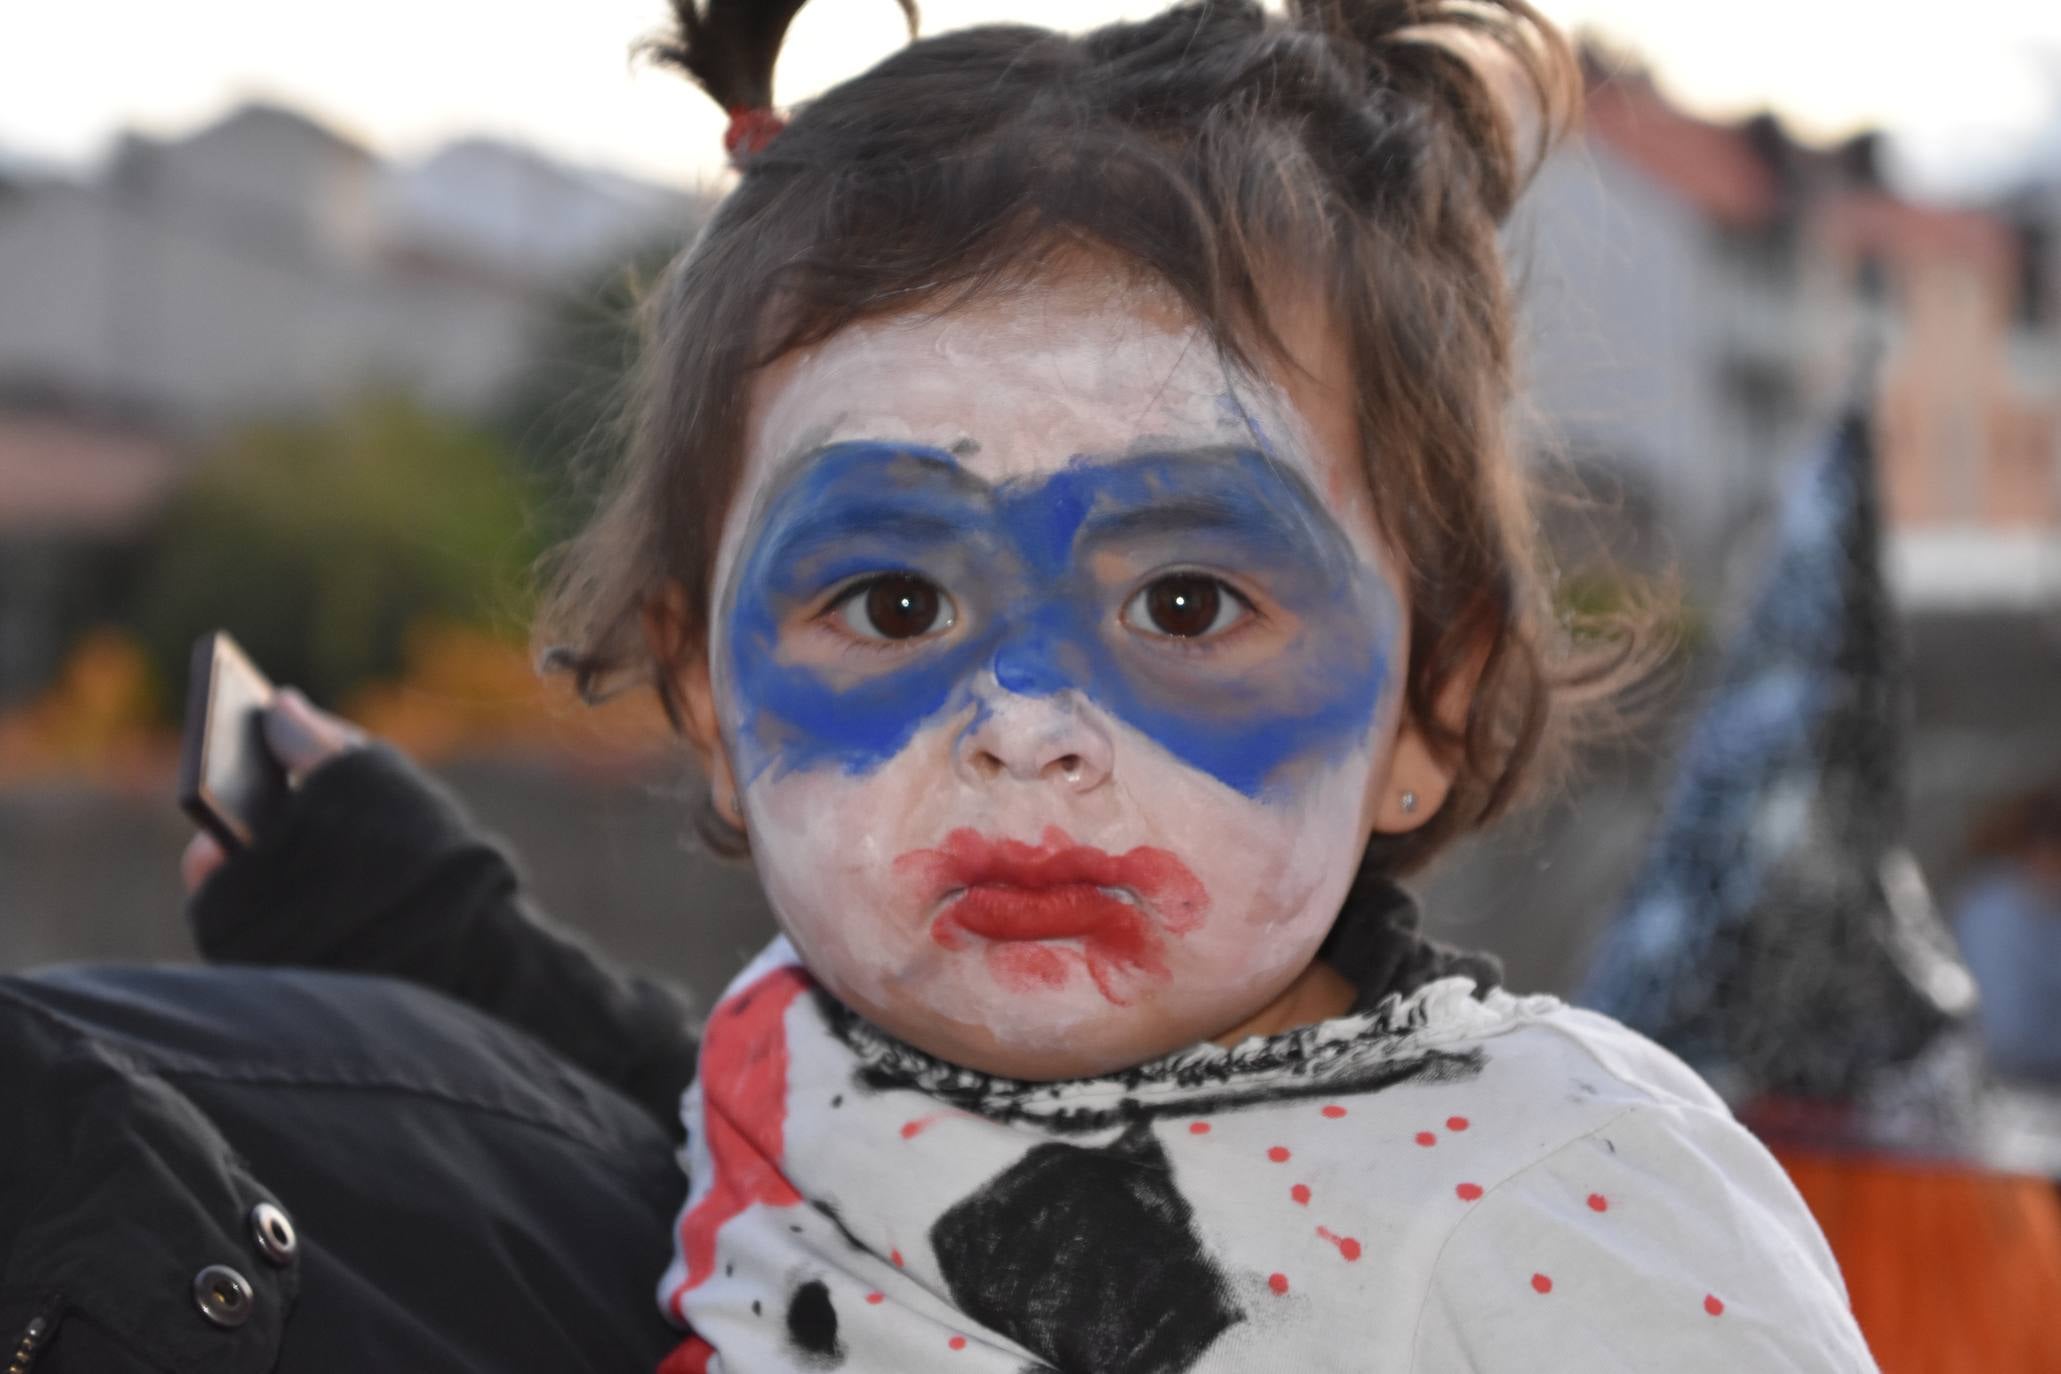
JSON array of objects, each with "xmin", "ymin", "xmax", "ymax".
[{"xmin": 704, "ymin": 270, "xmax": 1412, "ymax": 1079}]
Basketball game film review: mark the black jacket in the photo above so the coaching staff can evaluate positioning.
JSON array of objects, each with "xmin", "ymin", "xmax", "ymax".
[
  {"xmin": 2, "ymin": 741, "xmax": 1490, "ymax": 1372},
  {"xmin": 3, "ymin": 742, "xmax": 705, "ymax": 1373}
]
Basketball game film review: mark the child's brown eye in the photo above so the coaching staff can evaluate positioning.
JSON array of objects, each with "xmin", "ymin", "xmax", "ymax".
[
  {"xmin": 836, "ymin": 574, "xmax": 955, "ymax": 641},
  {"xmin": 1121, "ymin": 573, "xmax": 1249, "ymax": 640}
]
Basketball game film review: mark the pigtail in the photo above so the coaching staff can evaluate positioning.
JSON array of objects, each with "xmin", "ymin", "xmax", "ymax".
[
  {"xmin": 1288, "ymin": 0, "xmax": 1576, "ymax": 221},
  {"xmin": 643, "ymin": 0, "xmax": 920, "ymax": 162}
]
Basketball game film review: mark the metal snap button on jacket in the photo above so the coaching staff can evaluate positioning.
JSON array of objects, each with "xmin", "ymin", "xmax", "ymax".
[
  {"xmin": 249, "ymin": 1201, "xmax": 298, "ymax": 1266},
  {"xmin": 193, "ymin": 1265, "xmax": 255, "ymax": 1328}
]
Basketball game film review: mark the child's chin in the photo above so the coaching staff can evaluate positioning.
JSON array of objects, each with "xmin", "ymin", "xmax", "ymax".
[{"xmin": 866, "ymin": 994, "xmax": 1214, "ymax": 1083}]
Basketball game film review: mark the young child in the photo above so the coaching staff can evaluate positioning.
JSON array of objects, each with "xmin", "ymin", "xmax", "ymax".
[{"xmin": 190, "ymin": 0, "xmax": 1880, "ymax": 1368}]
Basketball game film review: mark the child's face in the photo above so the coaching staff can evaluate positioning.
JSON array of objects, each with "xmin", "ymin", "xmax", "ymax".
[{"xmin": 697, "ymin": 269, "xmax": 1424, "ymax": 1079}]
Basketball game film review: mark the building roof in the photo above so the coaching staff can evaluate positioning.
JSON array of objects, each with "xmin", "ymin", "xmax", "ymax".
[
  {"xmin": 1817, "ymin": 190, "xmax": 2019, "ymax": 269},
  {"xmin": 1582, "ymin": 71, "xmax": 1780, "ymax": 230},
  {"xmin": 0, "ymin": 410, "xmax": 185, "ymax": 536},
  {"xmin": 187, "ymin": 101, "xmax": 376, "ymax": 165}
]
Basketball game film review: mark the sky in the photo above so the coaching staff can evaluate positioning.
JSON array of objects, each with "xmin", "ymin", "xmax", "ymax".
[{"xmin": 4, "ymin": 1, "xmax": 2060, "ymax": 201}]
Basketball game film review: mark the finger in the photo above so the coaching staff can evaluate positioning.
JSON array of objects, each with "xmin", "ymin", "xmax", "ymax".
[
  {"xmin": 262, "ymin": 687, "xmax": 364, "ymax": 779},
  {"xmin": 283, "ymin": 686, "xmax": 369, "ymax": 747},
  {"xmin": 181, "ymin": 830, "xmax": 228, "ymax": 896}
]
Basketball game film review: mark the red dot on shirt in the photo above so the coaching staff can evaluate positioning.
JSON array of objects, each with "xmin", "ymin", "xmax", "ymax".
[
  {"xmin": 1456, "ymin": 1182, "xmax": 1484, "ymax": 1201},
  {"xmin": 1415, "ymin": 1131, "xmax": 1437, "ymax": 1147},
  {"xmin": 1587, "ymin": 1192, "xmax": 1609, "ymax": 1212},
  {"xmin": 865, "ymin": 1292, "xmax": 884, "ymax": 1305},
  {"xmin": 1268, "ymin": 1272, "xmax": 1290, "ymax": 1295},
  {"xmin": 1291, "ymin": 1184, "xmax": 1312, "ymax": 1205},
  {"xmin": 1446, "ymin": 1115, "xmax": 1470, "ymax": 1131},
  {"xmin": 1705, "ymin": 1294, "xmax": 1725, "ymax": 1317},
  {"xmin": 1531, "ymin": 1272, "xmax": 1554, "ymax": 1294},
  {"xmin": 1321, "ymin": 1104, "xmax": 1347, "ymax": 1119},
  {"xmin": 1189, "ymin": 1121, "xmax": 1211, "ymax": 1135},
  {"xmin": 899, "ymin": 1120, "xmax": 924, "ymax": 1140},
  {"xmin": 890, "ymin": 1249, "xmax": 905, "ymax": 1267},
  {"xmin": 1316, "ymin": 1225, "xmax": 1361, "ymax": 1260},
  {"xmin": 1268, "ymin": 1146, "xmax": 1292, "ymax": 1162},
  {"xmin": 948, "ymin": 1335, "xmax": 967, "ymax": 1351}
]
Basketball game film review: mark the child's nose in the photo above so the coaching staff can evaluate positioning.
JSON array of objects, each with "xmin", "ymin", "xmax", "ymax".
[{"xmin": 953, "ymin": 690, "xmax": 1113, "ymax": 792}]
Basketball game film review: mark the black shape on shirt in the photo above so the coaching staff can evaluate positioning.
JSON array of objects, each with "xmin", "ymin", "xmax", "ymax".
[
  {"xmin": 930, "ymin": 1121, "xmax": 1240, "ymax": 1373},
  {"xmin": 785, "ymin": 1279, "xmax": 844, "ymax": 1367}
]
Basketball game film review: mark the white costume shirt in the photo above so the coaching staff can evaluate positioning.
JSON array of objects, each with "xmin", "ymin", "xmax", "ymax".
[{"xmin": 657, "ymin": 937, "xmax": 1878, "ymax": 1373}]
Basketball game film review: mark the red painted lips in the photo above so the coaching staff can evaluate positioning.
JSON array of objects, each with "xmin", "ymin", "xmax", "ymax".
[{"xmin": 894, "ymin": 826, "xmax": 1209, "ymax": 1004}]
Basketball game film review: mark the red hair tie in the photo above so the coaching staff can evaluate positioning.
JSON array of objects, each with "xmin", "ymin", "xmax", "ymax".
[{"xmin": 724, "ymin": 105, "xmax": 787, "ymax": 166}]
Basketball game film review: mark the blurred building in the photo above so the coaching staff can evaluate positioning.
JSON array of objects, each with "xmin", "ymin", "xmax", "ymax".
[
  {"xmin": 0, "ymin": 411, "xmax": 185, "ymax": 706},
  {"xmin": 0, "ymin": 102, "xmax": 704, "ymax": 428},
  {"xmin": 1518, "ymin": 55, "xmax": 2061, "ymax": 614},
  {"xmin": 1514, "ymin": 65, "xmax": 1826, "ymax": 588},
  {"xmin": 1470, "ymin": 57, "xmax": 2061, "ymax": 1000}
]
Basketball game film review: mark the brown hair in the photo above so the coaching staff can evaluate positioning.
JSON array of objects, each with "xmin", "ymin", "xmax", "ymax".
[{"xmin": 534, "ymin": 0, "xmax": 1631, "ymax": 871}]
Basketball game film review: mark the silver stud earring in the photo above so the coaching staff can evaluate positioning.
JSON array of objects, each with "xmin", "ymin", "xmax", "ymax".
[{"xmin": 1400, "ymin": 790, "xmax": 1419, "ymax": 815}]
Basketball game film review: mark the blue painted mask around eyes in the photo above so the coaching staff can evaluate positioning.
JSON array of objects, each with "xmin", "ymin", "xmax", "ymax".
[{"xmin": 721, "ymin": 440, "xmax": 1397, "ymax": 799}]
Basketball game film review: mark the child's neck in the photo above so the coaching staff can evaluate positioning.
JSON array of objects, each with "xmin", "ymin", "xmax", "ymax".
[{"xmin": 1208, "ymin": 959, "xmax": 1358, "ymax": 1047}]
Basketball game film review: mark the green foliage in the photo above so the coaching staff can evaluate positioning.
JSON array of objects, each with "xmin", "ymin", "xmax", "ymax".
[{"xmin": 129, "ymin": 395, "xmax": 548, "ymax": 717}]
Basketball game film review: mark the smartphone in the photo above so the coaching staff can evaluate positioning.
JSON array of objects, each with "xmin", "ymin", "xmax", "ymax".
[{"xmin": 177, "ymin": 629, "xmax": 292, "ymax": 852}]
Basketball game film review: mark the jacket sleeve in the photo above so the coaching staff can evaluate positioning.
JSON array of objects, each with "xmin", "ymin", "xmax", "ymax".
[
  {"xmin": 1410, "ymin": 1101, "xmax": 1880, "ymax": 1373},
  {"xmin": 186, "ymin": 740, "xmax": 701, "ymax": 1141}
]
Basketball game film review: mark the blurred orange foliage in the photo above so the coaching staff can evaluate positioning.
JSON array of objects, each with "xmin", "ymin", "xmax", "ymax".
[
  {"xmin": 338, "ymin": 618, "xmax": 678, "ymax": 778},
  {"xmin": 0, "ymin": 626, "xmax": 173, "ymax": 788}
]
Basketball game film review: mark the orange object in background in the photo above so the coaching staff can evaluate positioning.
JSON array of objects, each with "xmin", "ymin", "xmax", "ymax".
[
  {"xmin": 337, "ymin": 618, "xmax": 676, "ymax": 777},
  {"xmin": 1772, "ymin": 1144, "xmax": 2061, "ymax": 1373},
  {"xmin": 0, "ymin": 625, "xmax": 173, "ymax": 789}
]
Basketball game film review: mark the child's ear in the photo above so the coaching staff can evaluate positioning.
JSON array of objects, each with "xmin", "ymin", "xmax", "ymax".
[
  {"xmin": 1372, "ymin": 720, "xmax": 1455, "ymax": 834},
  {"xmin": 641, "ymin": 579, "xmax": 745, "ymax": 831},
  {"xmin": 1370, "ymin": 644, "xmax": 1484, "ymax": 835}
]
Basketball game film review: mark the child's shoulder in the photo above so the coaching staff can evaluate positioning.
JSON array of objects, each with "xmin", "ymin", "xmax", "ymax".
[
  {"xmin": 1436, "ymin": 977, "xmax": 1732, "ymax": 1117},
  {"xmin": 1335, "ymin": 970, "xmax": 1731, "ymax": 1122},
  {"xmin": 1336, "ymin": 979, "xmax": 1871, "ymax": 1367},
  {"xmin": 1304, "ymin": 975, "xmax": 1772, "ymax": 1213},
  {"xmin": 1396, "ymin": 982, "xmax": 1873, "ymax": 1369}
]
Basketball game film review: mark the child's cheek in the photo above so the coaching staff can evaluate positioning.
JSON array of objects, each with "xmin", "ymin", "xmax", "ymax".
[
  {"xmin": 1138, "ymin": 739, "xmax": 1380, "ymax": 996},
  {"xmin": 745, "ymin": 749, "xmax": 939, "ymax": 962}
]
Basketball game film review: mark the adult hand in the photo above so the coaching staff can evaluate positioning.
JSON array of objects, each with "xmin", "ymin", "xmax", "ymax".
[{"xmin": 180, "ymin": 687, "xmax": 371, "ymax": 896}]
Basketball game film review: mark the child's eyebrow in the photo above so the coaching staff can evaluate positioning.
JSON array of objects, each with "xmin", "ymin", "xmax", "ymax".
[
  {"xmin": 1057, "ymin": 445, "xmax": 1327, "ymax": 549},
  {"xmin": 748, "ymin": 440, "xmax": 991, "ymax": 564},
  {"xmin": 766, "ymin": 437, "xmax": 984, "ymax": 498},
  {"xmin": 765, "ymin": 503, "xmax": 972, "ymax": 558}
]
